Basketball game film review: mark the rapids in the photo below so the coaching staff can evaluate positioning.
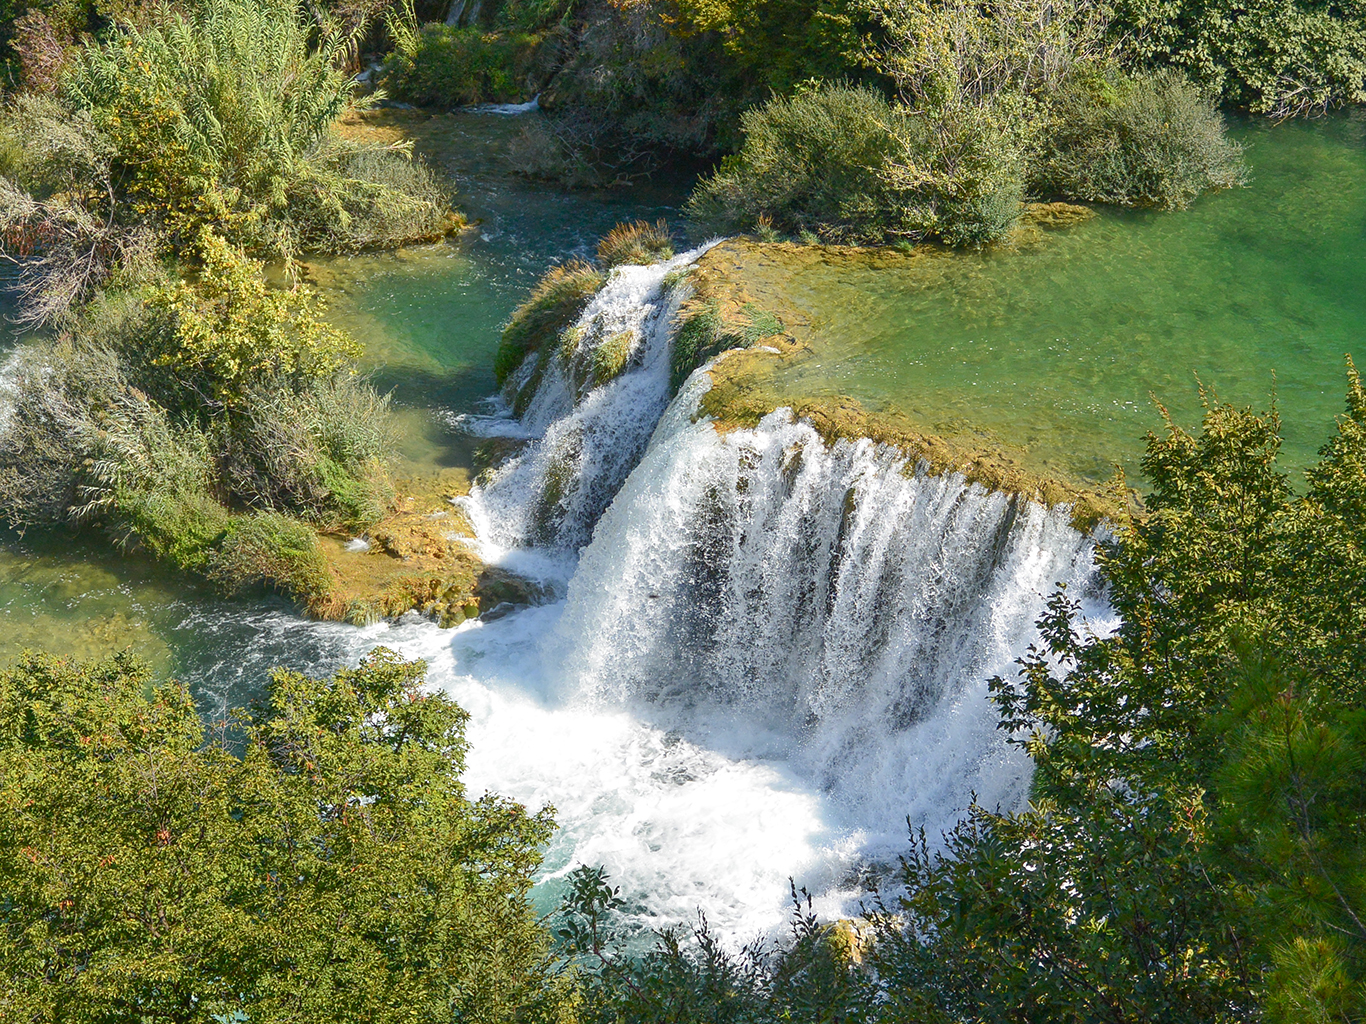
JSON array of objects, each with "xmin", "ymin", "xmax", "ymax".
[{"xmin": 3, "ymin": 109, "xmax": 1361, "ymax": 941}]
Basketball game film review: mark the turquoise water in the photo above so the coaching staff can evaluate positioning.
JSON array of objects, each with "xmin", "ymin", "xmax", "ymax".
[
  {"xmin": 2, "ymin": 109, "xmax": 1364, "ymax": 676},
  {"xmin": 0, "ymin": 111, "xmax": 689, "ymax": 676},
  {"xmin": 747, "ymin": 111, "xmax": 1366, "ymax": 483}
]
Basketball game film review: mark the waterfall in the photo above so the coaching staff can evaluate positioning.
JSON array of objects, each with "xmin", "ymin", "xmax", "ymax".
[
  {"xmin": 552, "ymin": 386, "xmax": 1106, "ymax": 842},
  {"xmin": 461, "ymin": 244, "xmax": 714, "ymax": 565},
  {"xmin": 437, "ymin": 250, "xmax": 1110, "ymax": 933}
]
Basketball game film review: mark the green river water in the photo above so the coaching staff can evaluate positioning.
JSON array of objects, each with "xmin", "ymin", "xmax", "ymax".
[
  {"xmin": 732, "ymin": 109, "xmax": 1366, "ymax": 484},
  {"xmin": 1, "ymin": 108, "xmax": 1363, "ymax": 683}
]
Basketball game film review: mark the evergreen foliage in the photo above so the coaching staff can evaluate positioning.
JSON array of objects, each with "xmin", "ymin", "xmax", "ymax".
[{"xmin": 0, "ymin": 648, "xmax": 563, "ymax": 1023}]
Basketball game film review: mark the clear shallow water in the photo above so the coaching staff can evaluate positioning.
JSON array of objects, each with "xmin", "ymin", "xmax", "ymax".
[
  {"xmin": 743, "ymin": 111, "xmax": 1366, "ymax": 483},
  {"xmin": 1, "ymin": 109, "xmax": 689, "ymax": 669},
  {"xmin": 0, "ymin": 110, "xmax": 1362, "ymax": 941}
]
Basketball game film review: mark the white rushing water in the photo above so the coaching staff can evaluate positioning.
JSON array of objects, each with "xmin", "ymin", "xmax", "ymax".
[
  {"xmin": 460, "ymin": 244, "xmax": 714, "ymax": 568},
  {"xmin": 412, "ymin": 257, "xmax": 1114, "ymax": 938},
  {"xmin": 193, "ymin": 252, "xmax": 1111, "ymax": 940}
]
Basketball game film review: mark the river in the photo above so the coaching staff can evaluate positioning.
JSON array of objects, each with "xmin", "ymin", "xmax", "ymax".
[{"xmin": 1, "ymin": 106, "xmax": 1362, "ymax": 938}]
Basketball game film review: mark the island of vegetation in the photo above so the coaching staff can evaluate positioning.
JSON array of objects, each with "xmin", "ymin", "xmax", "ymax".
[{"xmin": 1, "ymin": 0, "xmax": 1364, "ymax": 1017}]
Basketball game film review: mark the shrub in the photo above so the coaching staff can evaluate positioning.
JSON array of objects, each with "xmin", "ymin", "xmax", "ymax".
[
  {"xmin": 686, "ymin": 84, "xmax": 912, "ymax": 241},
  {"xmin": 0, "ymin": 648, "xmax": 563, "ymax": 1022},
  {"xmin": 494, "ymin": 259, "xmax": 605, "ymax": 384},
  {"xmin": 0, "ymin": 95, "xmax": 157, "ymax": 327},
  {"xmin": 1033, "ymin": 69, "xmax": 1247, "ymax": 209},
  {"xmin": 687, "ymin": 82, "xmax": 1024, "ymax": 245},
  {"xmin": 62, "ymin": 0, "xmax": 353, "ymax": 251},
  {"xmin": 223, "ymin": 375, "xmax": 397, "ymax": 527},
  {"xmin": 306, "ymin": 146, "xmax": 455, "ymax": 251},
  {"xmin": 112, "ymin": 474, "xmax": 233, "ymax": 573},
  {"xmin": 210, "ymin": 511, "xmax": 333, "ymax": 601},
  {"xmin": 384, "ymin": 22, "xmax": 546, "ymax": 107},
  {"xmin": 859, "ymin": 0, "xmax": 1110, "ymax": 113},
  {"xmin": 0, "ymin": 339, "xmax": 131, "ymax": 529},
  {"xmin": 19, "ymin": 0, "xmax": 453, "ymax": 274},
  {"xmin": 597, "ymin": 219, "xmax": 675, "ymax": 268},
  {"xmin": 140, "ymin": 230, "xmax": 359, "ymax": 413},
  {"xmin": 507, "ymin": 110, "xmax": 662, "ymax": 188}
]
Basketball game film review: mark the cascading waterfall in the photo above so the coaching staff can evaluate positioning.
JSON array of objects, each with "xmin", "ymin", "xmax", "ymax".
[
  {"xmin": 553, "ymin": 385, "xmax": 1107, "ymax": 844},
  {"xmin": 461, "ymin": 244, "xmax": 715, "ymax": 563},
  {"xmin": 443, "ymin": 251, "xmax": 1108, "ymax": 935}
]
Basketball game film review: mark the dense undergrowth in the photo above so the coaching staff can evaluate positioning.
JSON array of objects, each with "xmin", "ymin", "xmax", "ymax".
[{"xmin": 0, "ymin": 0, "xmax": 457, "ymax": 607}]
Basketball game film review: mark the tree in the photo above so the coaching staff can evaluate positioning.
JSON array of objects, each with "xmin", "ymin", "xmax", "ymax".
[
  {"xmin": 892, "ymin": 372, "xmax": 1366, "ymax": 1022},
  {"xmin": 0, "ymin": 647, "xmax": 565, "ymax": 1023}
]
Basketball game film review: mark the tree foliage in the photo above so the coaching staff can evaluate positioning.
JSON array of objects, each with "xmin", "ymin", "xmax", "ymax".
[
  {"xmin": 1106, "ymin": 0, "xmax": 1366, "ymax": 117},
  {"xmin": 0, "ymin": 647, "xmax": 564, "ymax": 1024}
]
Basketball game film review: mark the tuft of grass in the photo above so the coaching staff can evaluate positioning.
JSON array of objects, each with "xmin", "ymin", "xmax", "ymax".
[
  {"xmin": 210, "ymin": 512, "xmax": 332, "ymax": 602},
  {"xmin": 669, "ymin": 300, "xmax": 781, "ymax": 394},
  {"xmin": 596, "ymin": 219, "xmax": 675, "ymax": 268},
  {"xmin": 590, "ymin": 330, "xmax": 636, "ymax": 386},
  {"xmin": 495, "ymin": 260, "xmax": 605, "ymax": 384}
]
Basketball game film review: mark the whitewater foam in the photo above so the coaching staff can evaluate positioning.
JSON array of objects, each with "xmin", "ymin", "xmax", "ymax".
[
  {"xmin": 459, "ymin": 243, "xmax": 716, "ymax": 563},
  {"xmin": 163, "ymin": 247, "xmax": 1113, "ymax": 942}
]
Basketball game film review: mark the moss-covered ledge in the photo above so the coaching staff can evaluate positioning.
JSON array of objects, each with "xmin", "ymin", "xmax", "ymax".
[
  {"xmin": 309, "ymin": 473, "xmax": 544, "ymax": 627},
  {"xmin": 683, "ymin": 219, "xmax": 1139, "ymax": 534}
]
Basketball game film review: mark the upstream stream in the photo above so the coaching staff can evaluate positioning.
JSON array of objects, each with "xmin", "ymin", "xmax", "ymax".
[{"xmin": 1, "ymin": 107, "xmax": 1363, "ymax": 937}]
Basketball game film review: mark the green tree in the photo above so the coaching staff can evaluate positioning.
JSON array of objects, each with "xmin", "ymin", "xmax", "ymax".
[
  {"xmin": 0, "ymin": 647, "xmax": 565, "ymax": 1023},
  {"xmin": 907, "ymin": 373, "xmax": 1366, "ymax": 1021}
]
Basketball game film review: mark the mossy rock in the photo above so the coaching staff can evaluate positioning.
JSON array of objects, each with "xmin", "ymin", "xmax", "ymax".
[
  {"xmin": 495, "ymin": 260, "xmax": 605, "ymax": 385},
  {"xmin": 591, "ymin": 330, "xmax": 636, "ymax": 387}
]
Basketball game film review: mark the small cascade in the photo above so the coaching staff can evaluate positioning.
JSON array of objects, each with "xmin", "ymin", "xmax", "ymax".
[
  {"xmin": 462, "ymin": 245, "xmax": 713, "ymax": 562},
  {"xmin": 552, "ymin": 388, "xmax": 1106, "ymax": 842}
]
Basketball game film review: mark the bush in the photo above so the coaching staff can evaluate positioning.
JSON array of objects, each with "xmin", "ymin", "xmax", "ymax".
[
  {"xmin": 494, "ymin": 258, "xmax": 605, "ymax": 384},
  {"xmin": 139, "ymin": 230, "xmax": 360, "ymax": 413},
  {"xmin": 687, "ymin": 84, "xmax": 911, "ymax": 242},
  {"xmin": 597, "ymin": 219, "xmax": 675, "ymax": 268},
  {"xmin": 0, "ymin": 648, "xmax": 563, "ymax": 1022},
  {"xmin": 210, "ymin": 511, "xmax": 333, "ymax": 600},
  {"xmin": 1033, "ymin": 69, "xmax": 1247, "ymax": 209},
  {"xmin": 0, "ymin": 0, "xmax": 454, "ymax": 303},
  {"xmin": 686, "ymin": 82, "xmax": 1025, "ymax": 245},
  {"xmin": 384, "ymin": 23, "xmax": 546, "ymax": 107},
  {"xmin": 0, "ymin": 339, "xmax": 133, "ymax": 530},
  {"xmin": 307, "ymin": 146, "xmax": 455, "ymax": 251},
  {"xmin": 223, "ymin": 375, "xmax": 396, "ymax": 528}
]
